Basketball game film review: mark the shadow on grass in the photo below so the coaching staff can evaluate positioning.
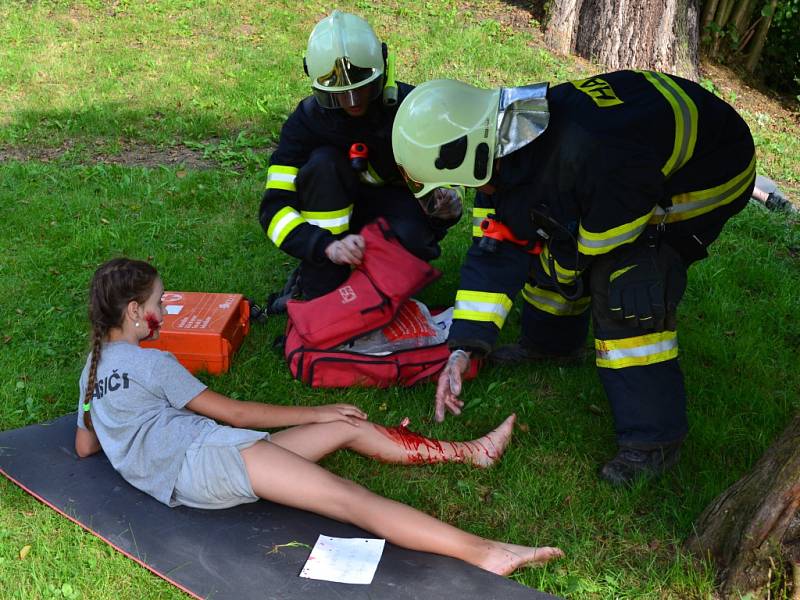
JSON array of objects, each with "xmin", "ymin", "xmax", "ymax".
[
  {"xmin": 0, "ymin": 103, "xmax": 279, "ymax": 170},
  {"xmin": 497, "ymin": 0, "xmax": 547, "ymax": 28}
]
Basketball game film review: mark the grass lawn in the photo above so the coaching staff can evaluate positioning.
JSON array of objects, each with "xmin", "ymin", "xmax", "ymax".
[{"xmin": 1, "ymin": 1, "xmax": 799, "ymax": 598}]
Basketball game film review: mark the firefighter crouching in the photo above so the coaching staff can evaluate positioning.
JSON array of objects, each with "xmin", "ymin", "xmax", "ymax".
[
  {"xmin": 391, "ymin": 71, "xmax": 756, "ymax": 486},
  {"xmin": 259, "ymin": 11, "xmax": 462, "ymax": 308}
]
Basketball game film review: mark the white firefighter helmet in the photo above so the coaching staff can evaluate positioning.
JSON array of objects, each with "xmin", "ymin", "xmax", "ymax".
[
  {"xmin": 305, "ymin": 10, "xmax": 385, "ymax": 109},
  {"xmin": 392, "ymin": 79, "xmax": 501, "ymax": 198}
]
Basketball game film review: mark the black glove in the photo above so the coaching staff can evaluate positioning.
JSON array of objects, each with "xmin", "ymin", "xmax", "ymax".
[{"xmin": 608, "ymin": 240, "xmax": 686, "ymax": 330}]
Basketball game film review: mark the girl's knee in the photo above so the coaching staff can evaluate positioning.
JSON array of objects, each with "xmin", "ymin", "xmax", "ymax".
[{"xmin": 321, "ymin": 419, "xmax": 369, "ymax": 443}]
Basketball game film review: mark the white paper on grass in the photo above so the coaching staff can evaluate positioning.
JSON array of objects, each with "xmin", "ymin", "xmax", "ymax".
[{"xmin": 299, "ymin": 535, "xmax": 385, "ymax": 585}]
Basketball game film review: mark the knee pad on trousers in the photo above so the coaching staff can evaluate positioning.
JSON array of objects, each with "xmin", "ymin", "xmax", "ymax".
[{"xmin": 591, "ymin": 239, "xmax": 687, "ymax": 334}]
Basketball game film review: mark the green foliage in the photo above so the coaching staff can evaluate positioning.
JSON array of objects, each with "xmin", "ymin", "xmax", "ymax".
[
  {"xmin": 761, "ymin": 0, "xmax": 800, "ymax": 97},
  {"xmin": 184, "ymin": 131, "xmax": 272, "ymax": 173},
  {"xmin": 701, "ymin": 0, "xmax": 799, "ymax": 98},
  {"xmin": 700, "ymin": 78, "xmax": 720, "ymax": 95}
]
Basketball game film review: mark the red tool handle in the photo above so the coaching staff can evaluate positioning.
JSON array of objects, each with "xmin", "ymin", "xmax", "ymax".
[{"xmin": 480, "ymin": 217, "xmax": 543, "ymax": 254}]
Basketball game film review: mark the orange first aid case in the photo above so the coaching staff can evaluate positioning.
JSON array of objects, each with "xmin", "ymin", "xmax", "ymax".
[{"xmin": 140, "ymin": 292, "xmax": 250, "ymax": 375}]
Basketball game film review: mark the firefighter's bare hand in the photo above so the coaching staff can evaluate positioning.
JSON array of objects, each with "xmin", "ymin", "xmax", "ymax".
[
  {"xmin": 423, "ymin": 187, "xmax": 463, "ymax": 221},
  {"xmin": 325, "ymin": 234, "xmax": 365, "ymax": 265},
  {"xmin": 312, "ymin": 404, "xmax": 368, "ymax": 427},
  {"xmin": 434, "ymin": 349, "xmax": 470, "ymax": 422}
]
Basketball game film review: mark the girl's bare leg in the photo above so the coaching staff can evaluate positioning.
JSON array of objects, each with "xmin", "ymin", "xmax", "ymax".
[
  {"xmin": 269, "ymin": 414, "xmax": 517, "ymax": 466},
  {"xmin": 240, "ymin": 440, "xmax": 563, "ymax": 575}
]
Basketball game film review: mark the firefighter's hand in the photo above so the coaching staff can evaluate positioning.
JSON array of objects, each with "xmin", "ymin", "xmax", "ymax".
[
  {"xmin": 421, "ymin": 187, "xmax": 463, "ymax": 221},
  {"xmin": 434, "ymin": 349, "xmax": 470, "ymax": 422},
  {"xmin": 325, "ymin": 234, "xmax": 365, "ymax": 265}
]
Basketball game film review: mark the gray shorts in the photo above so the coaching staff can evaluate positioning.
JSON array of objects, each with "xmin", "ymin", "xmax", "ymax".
[{"xmin": 171, "ymin": 425, "xmax": 270, "ymax": 509}]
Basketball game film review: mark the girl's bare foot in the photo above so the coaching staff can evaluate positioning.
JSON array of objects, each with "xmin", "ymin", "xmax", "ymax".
[
  {"xmin": 467, "ymin": 414, "xmax": 517, "ymax": 468},
  {"xmin": 479, "ymin": 542, "xmax": 564, "ymax": 576}
]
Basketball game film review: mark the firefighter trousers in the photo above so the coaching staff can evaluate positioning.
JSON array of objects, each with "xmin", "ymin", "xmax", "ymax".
[{"xmin": 521, "ymin": 195, "xmax": 751, "ymax": 449}]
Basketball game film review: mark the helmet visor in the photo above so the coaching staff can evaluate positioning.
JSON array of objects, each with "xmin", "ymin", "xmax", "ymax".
[
  {"xmin": 316, "ymin": 56, "xmax": 377, "ymax": 89},
  {"xmin": 312, "ymin": 78, "xmax": 383, "ymax": 109}
]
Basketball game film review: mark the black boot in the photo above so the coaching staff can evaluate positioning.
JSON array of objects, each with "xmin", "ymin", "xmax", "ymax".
[
  {"xmin": 765, "ymin": 191, "xmax": 794, "ymax": 213},
  {"xmin": 599, "ymin": 443, "xmax": 681, "ymax": 486},
  {"xmin": 267, "ymin": 266, "xmax": 301, "ymax": 315}
]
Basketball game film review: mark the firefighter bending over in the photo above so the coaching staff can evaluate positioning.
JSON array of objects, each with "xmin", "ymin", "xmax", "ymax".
[
  {"xmin": 259, "ymin": 11, "xmax": 462, "ymax": 308},
  {"xmin": 391, "ymin": 71, "xmax": 756, "ymax": 486}
]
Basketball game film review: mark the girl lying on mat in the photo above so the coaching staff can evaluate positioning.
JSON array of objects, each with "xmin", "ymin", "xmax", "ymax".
[{"xmin": 74, "ymin": 258, "xmax": 563, "ymax": 576}]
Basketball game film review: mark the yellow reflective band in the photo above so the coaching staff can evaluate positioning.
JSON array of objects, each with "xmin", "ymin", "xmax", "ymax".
[
  {"xmin": 473, "ymin": 207, "xmax": 495, "ymax": 218},
  {"xmin": 650, "ymin": 154, "xmax": 756, "ymax": 224},
  {"xmin": 610, "ymin": 265, "xmax": 636, "ymax": 283},
  {"xmin": 265, "ymin": 165, "xmax": 300, "ymax": 192},
  {"xmin": 300, "ymin": 205, "xmax": 353, "ymax": 235},
  {"xmin": 595, "ymin": 331, "xmax": 678, "ymax": 369},
  {"xmin": 267, "ymin": 206, "xmax": 305, "ymax": 247},
  {"xmin": 539, "ymin": 244, "xmax": 581, "ymax": 283},
  {"xmin": 640, "ymin": 71, "xmax": 698, "ymax": 177},
  {"xmin": 472, "ymin": 207, "xmax": 495, "ymax": 237},
  {"xmin": 571, "ymin": 76, "xmax": 624, "ymax": 107},
  {"xmin": 453, "ymin": 290, "xmax": 513, "ymax": 329},
  {"xmin": 522, "ymin": 284, "xmax": 590, "ymax": 316},
  {"xmin": 359, "ymin": 162, "xmax": 384, "ymax": 186},
  {"xmin": 578, "ymin": 208, "xmax": 655, "ymax": 256}
]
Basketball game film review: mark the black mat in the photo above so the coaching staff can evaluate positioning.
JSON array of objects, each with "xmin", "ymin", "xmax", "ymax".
[{"xmin": 0, "ymin": 415, "xmax": 562, "ymax": 600}]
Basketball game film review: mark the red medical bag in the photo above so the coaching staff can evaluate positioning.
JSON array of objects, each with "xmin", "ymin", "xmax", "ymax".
[{"xmin": 284, "ymin": 219, "xmax": 479, "ymax": 388}]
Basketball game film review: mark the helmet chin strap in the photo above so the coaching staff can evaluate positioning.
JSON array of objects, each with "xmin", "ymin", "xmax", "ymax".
[{"xmin": 496, "ymin": 83, "xmax": 550, "ymax": 158}]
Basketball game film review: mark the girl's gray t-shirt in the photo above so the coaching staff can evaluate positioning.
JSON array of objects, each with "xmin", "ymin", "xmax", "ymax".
[{"xmin": 77, "ymin": 341, "xmax": 220, "ymax": 505}]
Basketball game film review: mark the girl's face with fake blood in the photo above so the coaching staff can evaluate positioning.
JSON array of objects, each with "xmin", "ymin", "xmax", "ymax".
[{"xmin": 136, "ymin": 277, "xmax": 165, "ymax": 341}]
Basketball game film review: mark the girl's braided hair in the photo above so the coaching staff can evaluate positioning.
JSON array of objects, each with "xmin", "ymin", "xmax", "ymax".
[{"xmin": 83, "ymin": 258, "xmax": 158, "ymax": 430}]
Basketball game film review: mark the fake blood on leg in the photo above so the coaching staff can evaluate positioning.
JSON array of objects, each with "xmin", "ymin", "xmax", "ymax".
[
  {"xmin": 378, "ymin": 418, "xmax": 447, "ymax": 464},
  {"xmin": 377, "ymin": 418, "xmax": 498, "ymax": 465}
]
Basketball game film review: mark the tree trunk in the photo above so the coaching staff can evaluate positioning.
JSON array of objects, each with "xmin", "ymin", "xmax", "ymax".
[
  {"xmin": 701, "ymin": 0, "xmax": 721, "ymax": 31},
  {"xmin": 711, "ymin": 0, "xmax": 736, "ymax": 54},
  {"xmin": 545, "ymin": 0, "xmax": 700, "ymax": 81},
  {"xmin": 744, "ymin": 0, "xmax": 778, "ymax": 72},
  {"xmin": 685, "ymin": 414, "xmax": 800, "ymax": 599},
  {"xmin": 730, "ymin": 0, "xmax": 756, "ymax": 39},
  {"xmin": 544, "ymin": 0, "xmax": 585, "ymax": 55}
]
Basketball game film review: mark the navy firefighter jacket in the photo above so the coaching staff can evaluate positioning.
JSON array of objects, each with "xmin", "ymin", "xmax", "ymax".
[
  {"xmin": 450, "ymin": 70, "xmax": 755, "ymax": 354},
  {"xmin": 259, "ymin": 82, "xmax": 415, "ymax": 263}
]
